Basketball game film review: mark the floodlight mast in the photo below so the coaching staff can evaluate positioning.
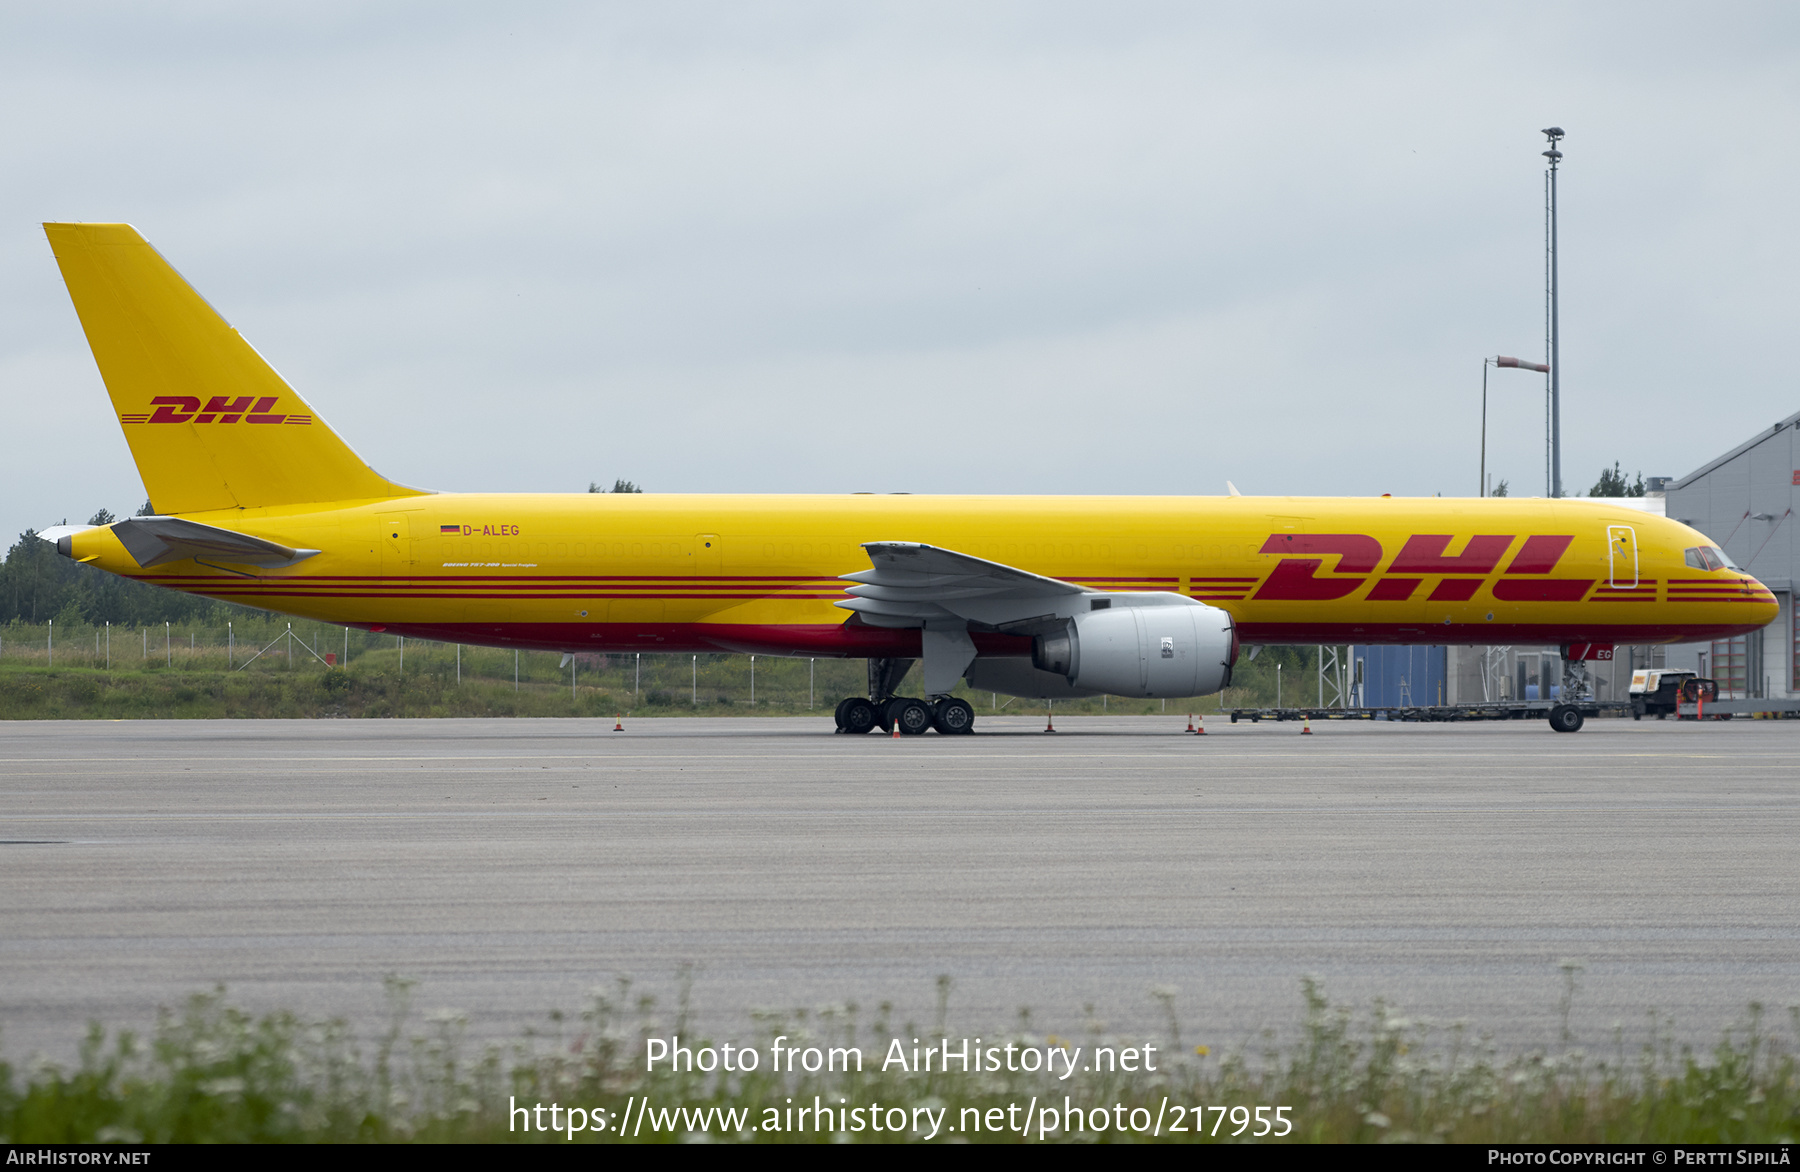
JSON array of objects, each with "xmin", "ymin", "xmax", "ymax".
[
  {"xmin": 1543, "ymin": 127, "xmax": 1565, "ymax": 497},
  {"xmin": 1483, "ymin": 355, "xmax": 1551, "ymax": 496}
]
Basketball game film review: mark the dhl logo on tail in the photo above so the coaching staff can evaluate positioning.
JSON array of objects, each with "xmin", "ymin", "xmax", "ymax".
[{"xmin": 120, "ymin": 395, "xmax": 312, "ymax": 425}]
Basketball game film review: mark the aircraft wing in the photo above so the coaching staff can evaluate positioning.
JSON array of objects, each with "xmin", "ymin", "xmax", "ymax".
[
  {"xmin": 836, "ymin": 541, "xmax": 1082, "ymax": 629},
  {"xmin": 99, "ymin": 516, "xmax": 320, "ymax": 569}
]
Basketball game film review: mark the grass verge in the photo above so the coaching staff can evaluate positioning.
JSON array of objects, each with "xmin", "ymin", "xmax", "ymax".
[{"xmin": 2, "ymin": 977, "xmax": 1795, "ymax": 1143}]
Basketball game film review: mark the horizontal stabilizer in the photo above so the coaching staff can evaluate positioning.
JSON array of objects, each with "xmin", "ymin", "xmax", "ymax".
[{"xmin": 107, "ymin": 516, "xmax": 321, "ymax": 569}]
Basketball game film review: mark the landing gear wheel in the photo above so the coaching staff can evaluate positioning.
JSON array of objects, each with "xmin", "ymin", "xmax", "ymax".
[
  {"xmin": 1548, "ymin": 704, "xmax": 1585, "ymax": 733},
  {"xmin": 933, "ymin": 697, "xmax": 975, "ymax": 734},
  {"xmin": 840, "ymin": 698, "xmax": 878, "ymax": 734},
  {"xmin": 889, "ymin": 697, "xmax": 934, "ymax": 736},
  {"xmin": 833, "ymin": 697, "xmax": 854, "ymax": 730}
]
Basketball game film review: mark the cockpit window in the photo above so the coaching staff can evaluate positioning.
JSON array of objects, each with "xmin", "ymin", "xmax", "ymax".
[{"xmin": 1686, "ymin": 546, "xmax": 1736, "ymax": 571}]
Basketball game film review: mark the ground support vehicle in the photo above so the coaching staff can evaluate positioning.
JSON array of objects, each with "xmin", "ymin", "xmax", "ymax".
[{"xmin": 1629, "ymin": 670, "xmax": 1710, "ymax": 719}]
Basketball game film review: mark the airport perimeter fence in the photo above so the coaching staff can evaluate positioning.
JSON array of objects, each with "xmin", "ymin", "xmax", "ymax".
[{"xmin": 0, "ymin": 617, "xmax": 1312, "ymax": 715}]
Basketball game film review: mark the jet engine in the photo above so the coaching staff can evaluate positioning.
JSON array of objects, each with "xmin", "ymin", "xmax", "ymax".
[{"xmin": 1026, "ymin": 601, "xmax": 1235, "ymax": 698}]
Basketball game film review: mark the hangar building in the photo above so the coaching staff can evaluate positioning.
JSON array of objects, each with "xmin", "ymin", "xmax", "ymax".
[{"xmin": 1660, "ymin": 409, "xmax": 1799, "ymax": 699}]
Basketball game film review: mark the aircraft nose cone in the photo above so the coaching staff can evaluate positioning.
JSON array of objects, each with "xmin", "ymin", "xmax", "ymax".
[{"xmin": 1742, "ymin": 575, "xmax": 1780, "ymax": 625}]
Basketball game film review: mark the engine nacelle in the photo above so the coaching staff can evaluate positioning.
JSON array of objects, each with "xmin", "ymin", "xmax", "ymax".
[{"xmin": 1029, "ymin": 601, "xmax": 1235, "ymax": 698}]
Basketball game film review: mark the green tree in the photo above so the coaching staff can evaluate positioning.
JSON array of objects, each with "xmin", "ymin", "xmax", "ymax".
[
  {"xmin": 589, "ymin": 479, "xmax": 643, "ymax": 493},
  {"xmin": 1589, "ymin": 463, "xmax": 1645, "ymax": 498},
  {"xmin": 1491, "ymin": 479, "xmax": 1509, "ymax": 497}
]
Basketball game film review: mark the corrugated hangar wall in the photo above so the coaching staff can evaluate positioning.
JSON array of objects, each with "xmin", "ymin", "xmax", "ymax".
[{"xmin": 1662, "ymin": 410, "xmax": 1798, "ymax": 699}]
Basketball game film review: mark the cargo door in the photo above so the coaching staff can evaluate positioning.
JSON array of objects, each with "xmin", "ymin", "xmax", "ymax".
[{"xmin": 1607, "ymin": 524, "xmax": 1638, "ymax": 589}]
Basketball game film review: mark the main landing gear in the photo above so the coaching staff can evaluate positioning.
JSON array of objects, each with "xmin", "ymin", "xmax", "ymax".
[{"xmin": 833, "ymin": 658, "xmax": 975, "ymax": 735}]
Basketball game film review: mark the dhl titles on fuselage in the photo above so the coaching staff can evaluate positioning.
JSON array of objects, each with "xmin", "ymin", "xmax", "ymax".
[{"xmin": 67, "ymin": 490, "xmax": 1777, "ymax": 656}]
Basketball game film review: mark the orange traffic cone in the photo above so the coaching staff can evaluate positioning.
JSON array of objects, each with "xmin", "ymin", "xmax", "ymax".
[
  {"xmin": 1044, "ymin": 708, "xmax": 1057, "ymax": 733},
  {"xmin": 1185, "ymin": 713, "xmax": 1195, "ymax": 732},
  {"xmin": 1300, "ymin": 715, "xmax": 1313, "ymax": 735},
  {"xmin": 892, "ymin": 715, "xmax": 902, "ymax": 738},
  {"xmin": 1195, "ymin": 713, "xmax": 1206, "ymax": 736},
  {"xmin": 613, "ymin": 713, "xmax": 624, "ymax": 732}
]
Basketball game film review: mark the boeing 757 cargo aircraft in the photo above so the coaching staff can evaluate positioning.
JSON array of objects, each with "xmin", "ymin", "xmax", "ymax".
[{"xmin": 34, "ymin": 223, "xmax": 1778, "ymax": 734}]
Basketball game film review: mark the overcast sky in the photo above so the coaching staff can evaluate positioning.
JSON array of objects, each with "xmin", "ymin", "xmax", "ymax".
[{"xmin": 3, "ymin": 2, "xmax": 1797, "ymax": 542}]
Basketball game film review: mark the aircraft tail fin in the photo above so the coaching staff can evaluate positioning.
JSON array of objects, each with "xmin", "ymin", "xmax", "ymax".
[{"xmin": 43, "ymin": 222, "xmax": 423, "ymax": 514}]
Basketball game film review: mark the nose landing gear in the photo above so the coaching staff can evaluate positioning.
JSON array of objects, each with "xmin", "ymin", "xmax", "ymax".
[{"xmin": 1548, "ymin": 704, "xmax": 1585, "ymax": 733}]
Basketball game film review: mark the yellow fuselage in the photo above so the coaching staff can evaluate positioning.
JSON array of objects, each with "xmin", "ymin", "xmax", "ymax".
[{"xmin": 69, "ymin": 492, "xmax": 1778, "ymax": 658}]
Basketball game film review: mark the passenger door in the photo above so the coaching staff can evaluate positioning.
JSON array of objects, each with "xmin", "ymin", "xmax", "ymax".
[
  {"xmin": 1607, "ymin": 525, "xmax": 1638, "ymax": 589},
  {"xmin": 694, "ymin": 533, "xmax": 722, "ymax": 578},
  {"xmin": 379, "ymin": 513, "xmax": 418, "ymax": 575}
]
